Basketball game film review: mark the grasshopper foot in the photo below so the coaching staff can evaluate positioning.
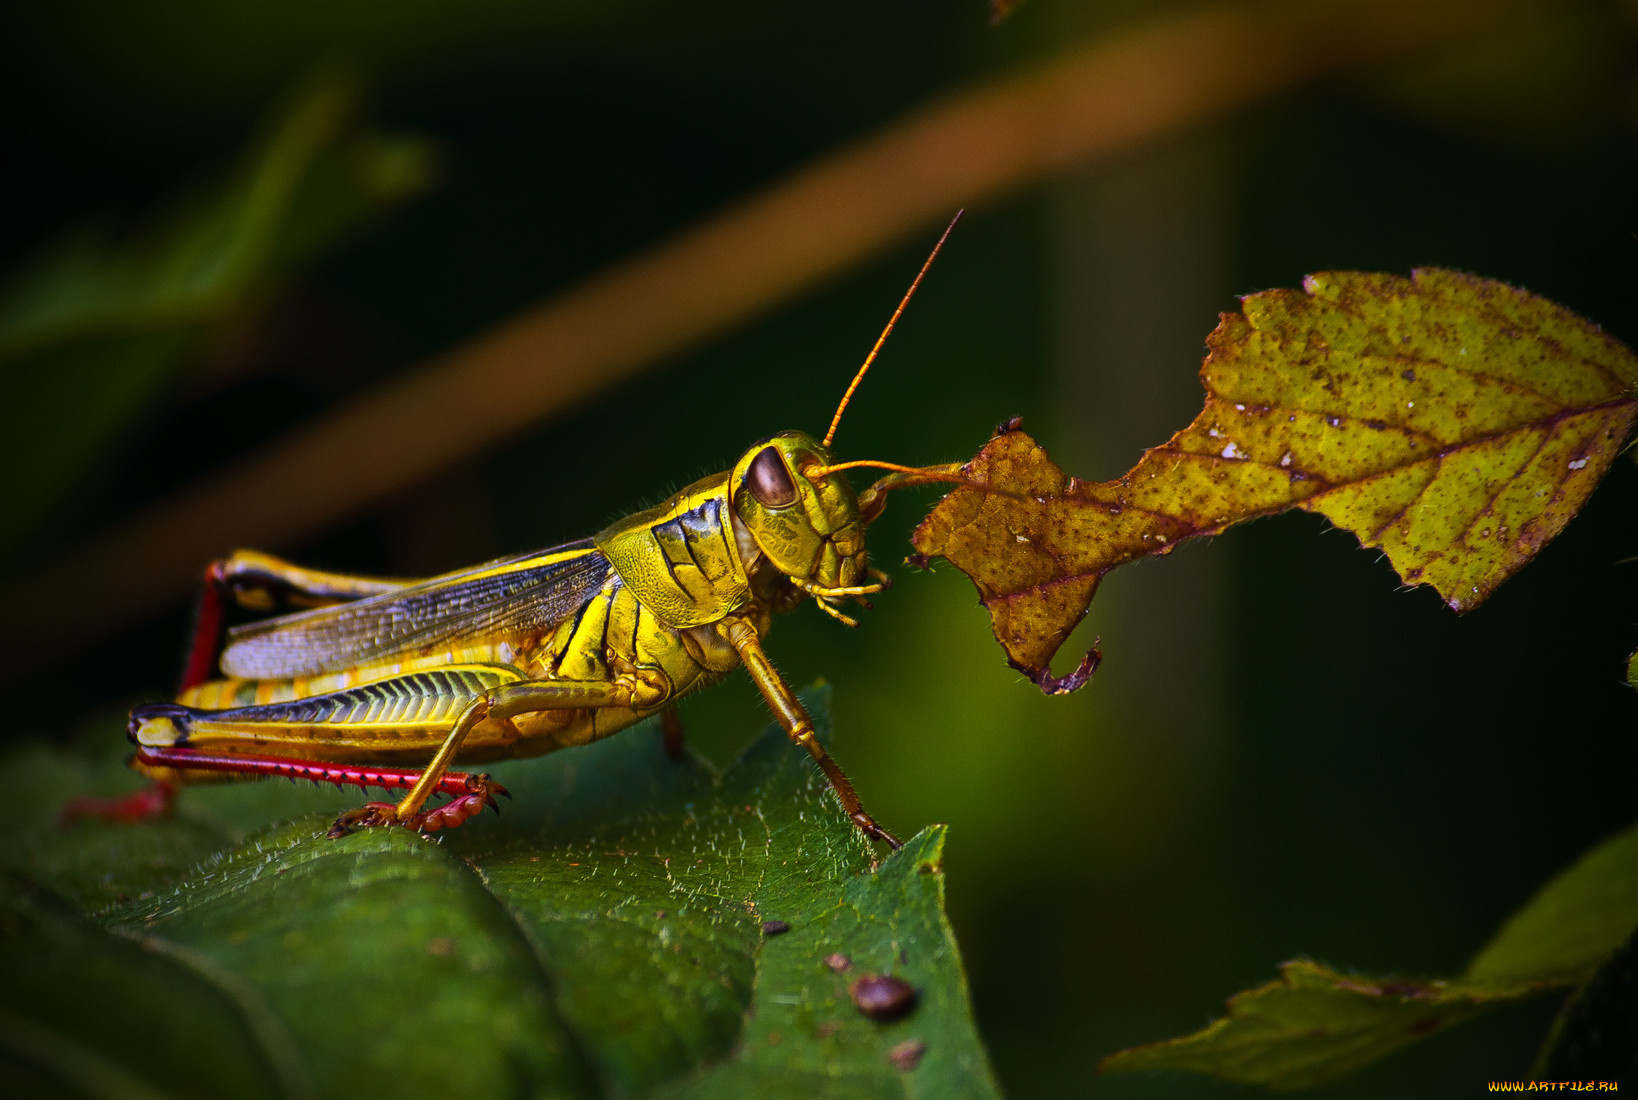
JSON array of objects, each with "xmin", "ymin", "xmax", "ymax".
[
  {"xmin": 327, "ymin": 774, "xmax": 507, "ymax": 838},
  {"xmin": 327, "ymin": 802, "xmax": 397, "ymax": 837},
  {"xmin": 852, "ymin": 811, "xmax": 902, "ymax": 850}
]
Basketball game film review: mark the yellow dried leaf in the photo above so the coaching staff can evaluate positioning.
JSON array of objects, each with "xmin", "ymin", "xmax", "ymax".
[{"xmin": 911, "ymin": 270, "xmax": 1638, "ymax": 690}]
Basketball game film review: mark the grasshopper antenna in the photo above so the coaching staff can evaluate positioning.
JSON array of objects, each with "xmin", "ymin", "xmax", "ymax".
[{"xmin": 821, "ymin": 210, "xmax": 962, "ymax": 450}]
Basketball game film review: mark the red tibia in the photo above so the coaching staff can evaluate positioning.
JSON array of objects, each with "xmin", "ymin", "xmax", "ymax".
[
  {"xmin": 131, "ymin": 745, "xmax": 508, "ymax": 837},
  {"xmin": 179, "ymin": 560, "xmax": 230, "ymax": 692},
  {"xmin": 61, "ymin": 781, "xmax": 177, "ymax": 825},
  {"xmin": 132, "ymin": 744, "xmax": 498, "ymax": 798},
  {"xmin": 60, "ymin": 745, "xmax": 509, "ymax": 837}
]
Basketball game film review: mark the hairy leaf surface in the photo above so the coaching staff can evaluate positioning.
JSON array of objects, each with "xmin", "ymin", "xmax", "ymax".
[{"xmin": 0, "ymin": 691, "xmax": 996, "ymax": 1099}]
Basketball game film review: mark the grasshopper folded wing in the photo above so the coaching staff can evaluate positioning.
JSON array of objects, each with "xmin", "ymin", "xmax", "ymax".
[{"xmin": 220, "ymin": 541, "xmax": 612, "ymax": 679}]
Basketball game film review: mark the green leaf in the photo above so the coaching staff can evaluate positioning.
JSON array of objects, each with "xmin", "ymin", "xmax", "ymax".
[
  {"xmin": 0, "ymin": 69, "xmax": 438, "ymax": 555},
  {"xmin": 1098, "ymin": 959, "xmax": 1534, "ymax": 1091},
  {"xmin": 0, "ymin": 871, "xmax": 304, "ymax": 1099},
  {"xmin": 1465, "ymin": 818, "xmax": 1638, "ymax": 986},
  {"xmin": 1100, "ymin": 819, "xmax": 1638, "ymax": 1090},
  {"xmin": 1, "ymin": 689, "xmax": 998, "ymax": 1099},
  {"xmin": 912, "ymin": 271, "xmax": 1638, "ymax": 687}
]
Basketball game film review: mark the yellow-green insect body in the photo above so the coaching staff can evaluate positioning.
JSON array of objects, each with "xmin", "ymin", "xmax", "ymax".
[
  {"xmin": 110, "ymin": 216, "xmax": 968, "ymax": 844},
  {"xmin": 128, "ymin": 430, "xmax": 901, "ymax": 841}
]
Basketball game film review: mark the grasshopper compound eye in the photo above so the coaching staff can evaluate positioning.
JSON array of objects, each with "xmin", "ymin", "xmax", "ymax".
[{"xmin": 746, "ymin": 446, "xmax": 798, "ymax": 508}]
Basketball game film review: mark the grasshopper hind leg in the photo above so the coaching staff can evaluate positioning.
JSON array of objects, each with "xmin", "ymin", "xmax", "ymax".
[
  {"xmin": 124, "ymin": 670, "xmax": 656, "ymax": 838},
  {"xmin": 179, "ymin": 551, "xmax": 415, "ymax": 691},
  {"xmin": 325, "ymin": 774, "xmax": 508, "ymax": 837},
  {"xmin": 126, "ymin": 674, "xmax": 520, "ymax": 836},
  {"xmin": 121, "ymin": 739, "xmax": 509, "ymax": 836}
]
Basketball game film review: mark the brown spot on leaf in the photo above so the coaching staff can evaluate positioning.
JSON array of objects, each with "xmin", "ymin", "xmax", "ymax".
[
  {"xmin": 888, "ymin": 1038, "xmax": 928, "ymax": 1071},
  {"xmin": 850, "ymin": 973, "xmax": 917, "ymax": 1021}
]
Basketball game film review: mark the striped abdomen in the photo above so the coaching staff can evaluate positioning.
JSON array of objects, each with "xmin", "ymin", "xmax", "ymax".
[{"xmin": 133, "ymin": 665, "xmax": 534, "ymax": 760}]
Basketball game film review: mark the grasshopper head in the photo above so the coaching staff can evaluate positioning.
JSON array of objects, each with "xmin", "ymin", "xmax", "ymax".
[
  {"xmin": 730, "ymin": 431, "xmax": 868, "ymax": 592},
  {"xmin": 728, "ymin": 216, "xmax": 960, "ymax": 618}
]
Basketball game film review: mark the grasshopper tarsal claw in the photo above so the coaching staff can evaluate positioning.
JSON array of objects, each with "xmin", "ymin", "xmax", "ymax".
[
  {"xmin": 327, "ymin": 774, "xmax": 508, "ymax": 837},
  {"xmin": 327, "ymin": 802, "xmax": 397, "ymax": 838},
  {"xmin": 853, "ymin": 812, "xmax": 902, "ymax": 850}
]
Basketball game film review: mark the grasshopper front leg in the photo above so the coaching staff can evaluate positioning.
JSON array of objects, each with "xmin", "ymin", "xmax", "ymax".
[{"xmin": 719, "ymin": 615, "xmax": 900, "ymax": 849}]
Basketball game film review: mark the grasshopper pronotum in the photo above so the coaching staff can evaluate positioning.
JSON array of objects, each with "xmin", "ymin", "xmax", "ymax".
[{"xmin": 80, "ymin": 218, "xmax": 973, "ymax": 847}]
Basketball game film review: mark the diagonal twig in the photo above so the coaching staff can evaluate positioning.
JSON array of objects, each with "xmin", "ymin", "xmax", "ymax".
[{"xmin": 0, "ymin": 0, "xmax": 1486, "ymax": 676}]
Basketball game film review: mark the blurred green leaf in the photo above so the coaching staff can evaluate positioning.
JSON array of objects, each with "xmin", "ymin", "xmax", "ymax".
[
  {"xmin": 0, "ymin": 870, "xmax": 304, "ymax": 1099},
  {"xmin": 1098, "ymin": 959, "xmax": 1534, "ymax": 1091},
  {"xmin": 1466, "ymin": 818, "xmax": 1638, "ymax": 986},
  {"xmin": 1101, "ymin": 818, "xmax": 1638, "ymax": 1089},
  {"xmin": 0, "ymin": 69, "xmax": 438, "ymax": 556},
  {"xmin": 1, "ymin": 689, "xmax": 998, "ymax": 1099}
]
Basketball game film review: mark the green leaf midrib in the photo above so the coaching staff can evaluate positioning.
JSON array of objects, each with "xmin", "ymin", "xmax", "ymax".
[
  {"xmin": 444, "ymin": 845, "xmax": 611, "ymax": 1098},
  {"xmin": 464, "ymin": 798, "xmax": 780, "ymax": 1100}
]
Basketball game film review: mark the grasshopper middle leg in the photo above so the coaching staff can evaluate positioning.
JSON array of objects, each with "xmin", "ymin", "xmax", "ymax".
[{"xmin": 719, "ymin": 615, "xmax": 900, "ymax": 849}]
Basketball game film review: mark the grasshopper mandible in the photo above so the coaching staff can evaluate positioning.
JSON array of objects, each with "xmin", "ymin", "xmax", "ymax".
[{"xmin": 94, "ymin": 219, "xmax": 972, "ymax": 848}]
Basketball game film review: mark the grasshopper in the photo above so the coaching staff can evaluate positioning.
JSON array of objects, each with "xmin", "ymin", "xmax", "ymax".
[{"xmin": 85, "ymin": 221, "xmax": 973, "ymax": 848}]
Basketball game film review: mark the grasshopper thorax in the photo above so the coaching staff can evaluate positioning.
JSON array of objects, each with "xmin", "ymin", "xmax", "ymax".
[{"xmin": 730, "ymin": 431, "xmax": 868, "ymax": 593}]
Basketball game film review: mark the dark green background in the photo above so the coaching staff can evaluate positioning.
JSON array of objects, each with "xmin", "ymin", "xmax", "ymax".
[{"xmin": 3, "ymin": 0, "xmax": 1636, "ymax": 1093}]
